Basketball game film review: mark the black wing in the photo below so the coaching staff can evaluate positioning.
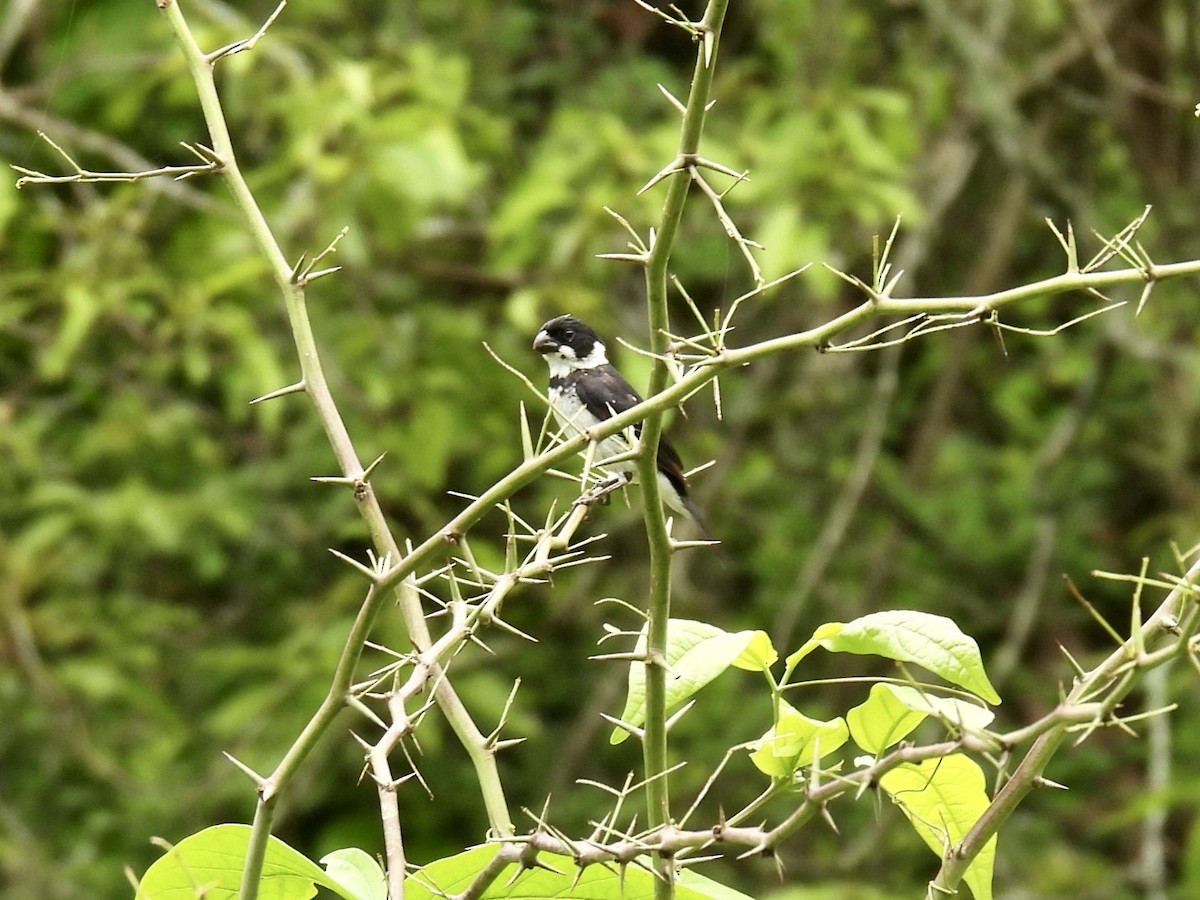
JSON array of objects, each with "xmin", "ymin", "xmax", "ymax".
[
  {"xmin": 569, "ymin": 365, "xmax": 690, "ymax": 497},
  {"xmin": 567, "ymin": 364, "xmax": 642, "ymax": 419}
]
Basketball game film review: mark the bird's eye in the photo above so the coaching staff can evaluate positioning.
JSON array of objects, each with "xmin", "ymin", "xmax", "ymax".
[{"xmin": 563, "ymin": 330, "xmax": 574, "ymax": 340}]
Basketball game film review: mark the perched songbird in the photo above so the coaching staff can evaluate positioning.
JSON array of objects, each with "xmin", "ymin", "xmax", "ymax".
[{"xmin": 533, "ymin": 314, "xmax": 707, "ymax": 531}]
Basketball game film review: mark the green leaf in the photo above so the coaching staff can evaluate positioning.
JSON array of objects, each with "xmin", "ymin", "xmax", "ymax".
[
  {"xmin": 405, "ymin": 846, "xmax": 716, "ymax": 899},
  {"xmin": 849, "ymin": 684, "xmax": 995, "ymax": 755},
  {"xmin": 750, "ymin": 699, "xmax": 848, "ymax": 778},
  {"xmin": 879, "ymin": 755, "xmax": 997, "ymax": 900},
  {"xmin": 321, "ymin": 848, "xmax": 387, "ymax": 900},
  {"xmin": 847, "ymin": 683, "xmax": 928, "ymax": 755},
  {"xmin": 731, "ymin": 630, "xmax": 778, "ymax": 671},
  {"xmin": 792, "ymin": 612, "xmax": 1001, "ymax": 705},
  {"xmin": 677, "ymin": 869, "xmax": 757, "ymax": 899},
  {"xmin": 891, "ymin": 684, "xmax": 996, "ymax": 732},
  {"xmin": 136, "ymin": 824, "xmax": 358, "ymax": 900},
  {"xmin": 611, "ymin": 620, "xmax": 766, "ymax": 744}
]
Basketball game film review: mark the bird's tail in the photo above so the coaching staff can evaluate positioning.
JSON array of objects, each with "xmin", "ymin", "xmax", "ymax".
[{"xmin": 680, "ymin": 492, "xmax": 716, "ymax": 543}]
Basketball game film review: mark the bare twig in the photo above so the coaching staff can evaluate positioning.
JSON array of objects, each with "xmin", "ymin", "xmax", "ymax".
[
  {"xmin": 13, "ymin": 132, "xmax": 223, "ymax": 188},
  {"xmin": 206, "ymin": 0, "xmax": 287, "ymax": 63}
]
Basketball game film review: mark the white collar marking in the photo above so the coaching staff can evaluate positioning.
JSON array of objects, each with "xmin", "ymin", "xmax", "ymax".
[{"xmin": 545, "ymin": 339, "xmax": 609, "ymax": 378}]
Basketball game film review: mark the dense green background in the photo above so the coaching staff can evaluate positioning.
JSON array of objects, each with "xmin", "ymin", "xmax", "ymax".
[{"xmin": 2, "ymin": 1, "xmax": 1199, "ymax": 897}]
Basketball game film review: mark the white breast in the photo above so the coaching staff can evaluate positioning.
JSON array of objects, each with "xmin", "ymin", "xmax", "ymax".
[{"xmin": 548, "ymin": 385, "xmax": 637, "ymax": 478}]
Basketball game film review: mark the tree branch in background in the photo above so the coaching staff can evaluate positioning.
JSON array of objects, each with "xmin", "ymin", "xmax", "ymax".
[
  {"xmin": 14, "ymin": 2, "xmax": 1200, "ymax": 898},
  {"xmin": 12, "ymin": 130, "xmax": 223, "ymax": 186}
]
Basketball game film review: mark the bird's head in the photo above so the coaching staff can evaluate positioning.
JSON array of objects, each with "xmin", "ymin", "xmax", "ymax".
[{"xmin": 533, "ymin": 315, "xmax": 608, "ymax": 372}]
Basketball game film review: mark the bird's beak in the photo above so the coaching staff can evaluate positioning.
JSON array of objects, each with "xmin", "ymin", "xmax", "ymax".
[{"xmin": 532, "ymin": 331, "xmax": 557, "ymax": 353}]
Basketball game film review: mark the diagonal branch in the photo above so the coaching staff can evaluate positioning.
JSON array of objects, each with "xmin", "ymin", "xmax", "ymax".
[
  {"xmin": 930, "ymin": 554, "xmax": 1200, "ymax": 893},
  {"xmin": 143, "ymin": 2, "xmax": 517, "ymax": 897}
]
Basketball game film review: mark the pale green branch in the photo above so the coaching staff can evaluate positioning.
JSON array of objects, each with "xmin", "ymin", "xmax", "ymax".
[{"xmin": 151, "ymin": 4, "xmax": 516, "ymax": 898}]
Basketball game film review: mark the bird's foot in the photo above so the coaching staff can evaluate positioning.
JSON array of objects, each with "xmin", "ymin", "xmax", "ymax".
[{"xmin": 575, "ymin": 473, "xmax": 629, "ymax": 508}]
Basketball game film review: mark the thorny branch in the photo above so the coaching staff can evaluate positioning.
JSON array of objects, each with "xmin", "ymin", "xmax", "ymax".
[
  {"xmin": 408, "ymin": 556, "xmax": 1200, "ymax": 899},
  {"xmin": 14, "ymin": 1, "xmax": 1200, "ymax": 898}
]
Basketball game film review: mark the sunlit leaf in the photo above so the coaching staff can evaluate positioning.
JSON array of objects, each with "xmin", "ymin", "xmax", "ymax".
[
  {"xmin": 321, "ymin": 848, "xmax": 387, "ymax": 900},
  {"xmin": 136, "ymin": 824, "xmax": 357, "ymax": 900},
  {"xmin": 790, "ymin": 612, "xmax": 1001, "ymax": 705},
  {"xmin": 880, "ymin": 755, "xmax": 996, "ymax": 900},
  {"xmin": 750, "ymin": 699, "xmax": 848, "ymax": 778},
  {"xmin": 849, "ymin": 684, "xmax": 995, "ymax": 755},
  {"xmin": 847, "ymin": 683, "xmax": 928, "ymax": 755},
  {"xmin": 611, "ymin": 620, "xmax": 766, "ymax": 744},
  {"xmin": 732, "ymin": 630, "xmax": 778, "ymax": 671}
]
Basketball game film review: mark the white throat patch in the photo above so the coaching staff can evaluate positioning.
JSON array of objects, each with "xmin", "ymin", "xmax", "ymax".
[{"xmin": 545, "ymin": 340, "xmax": 609, "ymax": 378}]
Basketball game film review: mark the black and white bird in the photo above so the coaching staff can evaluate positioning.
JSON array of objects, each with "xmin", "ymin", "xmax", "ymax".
[{"xmin": 532, "ymin": 314, "xmax": 707, "ymax": 531}]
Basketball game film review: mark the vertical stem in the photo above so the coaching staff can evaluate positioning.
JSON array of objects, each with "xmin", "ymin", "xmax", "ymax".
[{"xmin": 636, "ymin": 4, "xmax": 729, "ymax": 898}]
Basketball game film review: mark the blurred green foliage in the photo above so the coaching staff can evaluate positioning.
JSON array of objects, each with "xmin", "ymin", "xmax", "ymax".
[{"xmin": 2, "ymin": 0, "xmax": 1200, "ymax": 898}]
